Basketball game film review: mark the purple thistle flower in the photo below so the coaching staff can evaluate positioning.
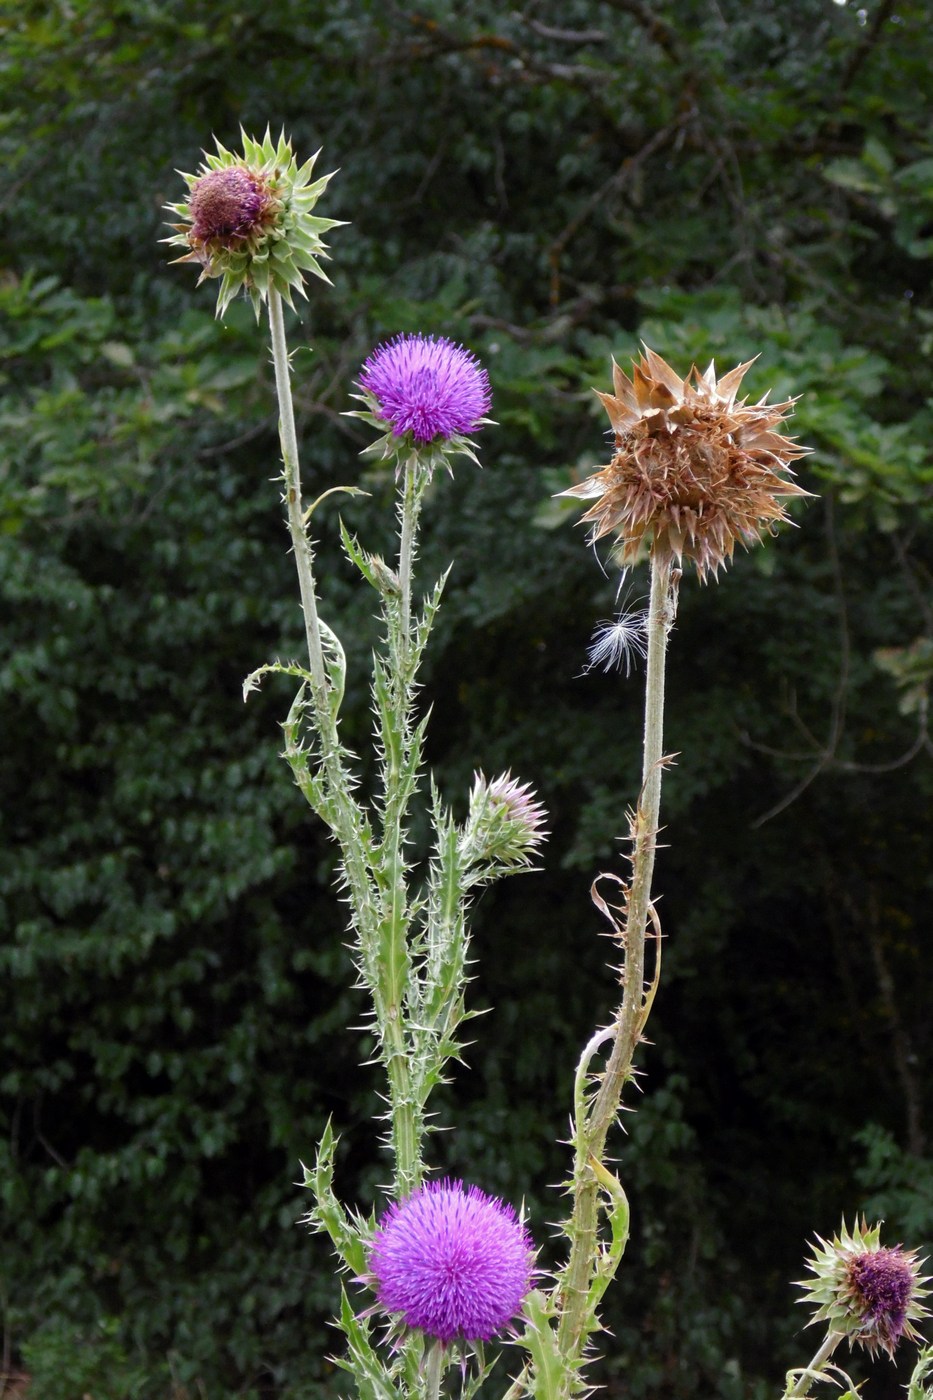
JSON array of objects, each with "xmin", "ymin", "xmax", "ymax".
[
  {"xmin": 369, "ymin": 1179, "xmax": 534, "ymax": 1344},
  {"xmin": 845, "ymin": 1248, "xmax": 919, "ymax": 1355},
  {"xmin": 797, "ymin": 1217, "xmax": 930, "ymax": 1360},
  {"xmin": 359, "ymin": 335, "xmax": 492, "ymax": 445}
]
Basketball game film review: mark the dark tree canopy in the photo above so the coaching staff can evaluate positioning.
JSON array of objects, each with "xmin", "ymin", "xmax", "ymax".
[{"xmin": 2, "ymin": 2, "xmax": 932, "ymax": 1396}]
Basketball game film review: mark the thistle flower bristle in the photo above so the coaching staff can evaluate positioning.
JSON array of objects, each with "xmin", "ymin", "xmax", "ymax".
[
  {"xmin": 562, "ymin": 345, "xmax": 813, "ymax": 580},
  {"xmin": 797, "ymin": 1216, "xmax": 930, "ymax": 1360},
  {"xmin": 163, "ymin": 127, "xmax": 344, "ymax": 319},
  {"xmin": 368, "ymin": 1178, "xmax": 535, "ymax": 1344},
  {"xmin": 357, "ymin": 334, "xmax": 492, "ymax": 448}
]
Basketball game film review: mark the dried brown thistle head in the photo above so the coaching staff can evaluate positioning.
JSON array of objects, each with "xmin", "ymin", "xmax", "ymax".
[{"xmin": 564, "ymin": 346, "xmax": 812, "ymax": 579}]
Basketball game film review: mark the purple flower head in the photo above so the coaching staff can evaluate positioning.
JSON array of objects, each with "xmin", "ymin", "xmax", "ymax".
[
  {"xmin": 188, "ymin": 167, "xmax": 270, "ymax": 244},
  {"xmin": 359, "ymin": 335, "xmax": 492, "ymax": 445},
  {"xmin": 797, "ymin": 1217, "xmax": 930, "ymax": 1360},
  {"xmin": 369, "ymin": 1178, "xmax": 534, "ymax": 1344},
  {"xmin": 845, "ymin": 1247, "xmax": 918, "ymax": 1356}
]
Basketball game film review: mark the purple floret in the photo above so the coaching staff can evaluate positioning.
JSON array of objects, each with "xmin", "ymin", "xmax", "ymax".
[
  {"xmin": 847, "ymin": 1248, "xmax": 915, "ymax": 1347},
  {"xmin": 370, "ymin": 1178, "xmax": 534, "ymax": 1343},
  {"xmin": 360, "ymin": 335, "xmax": 492, "ymax": 444},
  {"xmin": 189, "ymin": 168, "xmax": 266, "ymax": 241}
]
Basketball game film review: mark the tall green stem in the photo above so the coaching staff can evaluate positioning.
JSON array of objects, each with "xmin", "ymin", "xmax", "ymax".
[
  {"xmin": 378, "ymin": 461, "xmax": 430, "ymax": 1197},
  {"xmin": 398, "ymin": 458, "xmax": 419, "ymax": 649},
  {"xmin": 557, "ymin": 550, "xmax": 677, "ymax": 1366},
  {"xmin": 267, "ymin": 287, "xmax": 328, "ymax": 701},
  {"xmin": 268, "ymin": 290, "xmax": 408, "ymax": 1191},
  {"xmin": 784, "ymin": 1332, "xmax": 843, "ymax": 1398}
]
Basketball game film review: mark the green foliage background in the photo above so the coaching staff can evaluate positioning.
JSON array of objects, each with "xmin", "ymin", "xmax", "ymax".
[{"xmin": 2, "ymin": 1, "xmax": 932, "ymax": 1396}]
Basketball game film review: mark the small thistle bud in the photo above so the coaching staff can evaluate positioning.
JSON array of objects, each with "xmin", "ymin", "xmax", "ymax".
[
  {"xmin": 369, "ymin": 1179, "xmax": 535, "ymax": 1344},
  {"xmin": 164, "ymin": 127, "xmax": 343, "ymax": 319},
  {"xmin": 465, "ymin": 771, "xmax": 549, "ymax": 870},
  {"xmin": 797, "ymin": 1217, "xmax": 930, "ymax": 1359},
  {"xmin": 351, "ymin": 334, "xmax": 493, "ymax": 475},
  {"xmin": 562, "ymin": 346, "xmax": 812, "ymax": 580}
]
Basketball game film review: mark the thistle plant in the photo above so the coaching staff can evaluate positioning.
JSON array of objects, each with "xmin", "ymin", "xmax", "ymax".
[
  {"xmin": 495, "ymin": 347, "xmax": 815, "ymax": 1395},
  {"xmin": 165, "ymin": 133, "xmax": 929, "ymax": 1400},
  {"xmin": 168, "ymin": 129, "xmax": 540, "ymax": 1399}
]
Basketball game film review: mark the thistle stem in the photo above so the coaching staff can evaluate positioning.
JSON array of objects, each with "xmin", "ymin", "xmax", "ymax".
[
  {"xmin": 557, "ymin": 550, "xmax": 677, "ymax": 1365},
  {"xmin": 381, "ymin": 951, "xmax": 420, "ymax": 1198},
  {"xmin": 377, "ymin": 461, "xmax": 431, "ymax": 1197},
  {"xmin": 424, "ymin": 1342, "xmax": 446, "ymax": 1400},
  {"xmin": 784, "ymin": 1331, "xmax": 843, "ymax": 1398},
  {"xmin": 399, "ymin": 458, "xmax": 419, "ymax": 649},
  {"xmin": 267, "ymin": 287, "xmax": 328, "ymax": 701},
  {"xmin": 269, "ymin": 293, "xmax": 400, "ymax": 1192}
]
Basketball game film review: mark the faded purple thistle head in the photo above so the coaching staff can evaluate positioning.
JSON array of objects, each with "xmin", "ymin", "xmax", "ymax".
[
  {"xmin": 359, "ymin": 335, "xmax": 492, "ymax": 446},
  {"xmin": 164, "ymin": 128, "xmax": 342, "ymax": 319},
  {"xmin": 797, "ymin": 1217, "xmax": 929, "ymax": 1360},
  {"xmin": 188, "ymin": 167, "xmax": 271, "ymax": 243},
  {"xmin": 369, "ymin": 1179, "xmax": 534, "ymax": 1344}
]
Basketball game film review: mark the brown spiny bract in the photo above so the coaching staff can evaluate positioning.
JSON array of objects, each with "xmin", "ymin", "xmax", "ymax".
[{"xmin": 564, "ymin": 347, "xmax": 812, "ymax": 579}]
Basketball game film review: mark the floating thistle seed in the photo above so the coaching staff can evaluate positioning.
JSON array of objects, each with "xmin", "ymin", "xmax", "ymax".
[
  {"xmin": 164, "ymin": 127, "xmax": 343, "ymax": 319},
  {"xmin": 797, "ymin": 1217, "xmax": 930, "ymax": 1360},
  {"xmin": 369, "ymin": 1179, "xmax": 534, "ymax": 1344},
  {"xmin": 562, "ymin": 346, "xmax": 812, "ymax": 580},
  {"xmin": 585, "ymin": 608, "xmax": 650, "ymax": 676}
]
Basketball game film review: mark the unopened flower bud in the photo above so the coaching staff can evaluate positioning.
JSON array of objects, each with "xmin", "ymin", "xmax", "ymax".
[{"xmin": 464, "ymin": 771, "xmax": 548, "ymax": 872}]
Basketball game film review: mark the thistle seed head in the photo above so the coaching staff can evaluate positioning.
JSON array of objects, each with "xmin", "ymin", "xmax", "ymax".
[
  {"xmin": 187, "ymin": 166, "xmax": 272, "ymax": 242},
  {"xmin": 563, "ymin": 346, "xmax": 812, "ymax": 580}
]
